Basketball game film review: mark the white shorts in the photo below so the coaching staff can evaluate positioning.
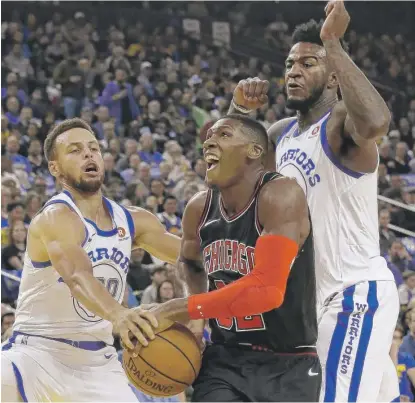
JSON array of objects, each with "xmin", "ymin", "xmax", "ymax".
[
  {"xmin": 1, "ymin": 332, "xmax": 138, "ymax": 402},
  {"xmin": 317, "ymin": 280, "xmax": 400, "ymax": 402}
]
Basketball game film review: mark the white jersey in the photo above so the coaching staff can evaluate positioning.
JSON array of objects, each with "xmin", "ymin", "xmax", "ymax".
[
  {"xmin": 12, "ymin": 190, "xmax": 134, "ymax": 345},
  {"xmin": 275, "ymin": 110, "xmax": 394, "ymax": 308}
]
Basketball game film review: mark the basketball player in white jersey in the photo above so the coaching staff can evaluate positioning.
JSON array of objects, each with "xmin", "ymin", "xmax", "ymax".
[
  {"xmin": 227, "ymin": 1, "xmax": 400, "ymax": 401},
  {"xmin": 1, "ymin": 118, "xmax": 181, "ymax": 402}
]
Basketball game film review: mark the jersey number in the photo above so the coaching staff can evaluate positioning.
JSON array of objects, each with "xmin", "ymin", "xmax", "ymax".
[
  {"xmin": 213, "ymin": 280, "xmax": 266, "ymax": 332},
  {"xmin": 97, "ymin": 277, "xmax": 120, "ymax": 299}
]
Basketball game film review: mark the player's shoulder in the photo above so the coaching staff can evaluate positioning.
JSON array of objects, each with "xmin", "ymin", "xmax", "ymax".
[
  {"xmin": 185, "ymin": 189, "xmax": 210, "ymax": 214},
  {"xmin": 29, "ymin": 202, "xmax": 85, "ymax": 243},
  {"xmin": 259, "ymin": 173, "xmax": 306, "ymax": 208},
  {"xmin": 182, "ymin": 190, "xmax": 210, "ymax": 225},
  {"xmin": 267, "ymin": 117, "xmax": 297, "ymax": 146}
]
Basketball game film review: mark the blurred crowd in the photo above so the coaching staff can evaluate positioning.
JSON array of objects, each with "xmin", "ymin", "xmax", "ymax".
[{"xmin": 1, "ymin": 2, "xmax": 415, "ymax": 401}]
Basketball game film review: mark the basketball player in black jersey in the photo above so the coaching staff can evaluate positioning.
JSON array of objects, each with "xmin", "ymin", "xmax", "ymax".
[{"xmin": 149, "ymin": 114, "xmax": 321, "ymax": 402}]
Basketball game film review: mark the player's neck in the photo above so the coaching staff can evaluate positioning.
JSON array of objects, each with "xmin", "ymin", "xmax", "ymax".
[
  {"xmin": 63, "ymin": 186, "xmax": 106, "ymax": 222},
  {"xmin": 296, "ymin": 96, "xmax": 337, "ymax": 132},
  {"xmin": 219, "ymin": 168, "xmax": 263, "ymax": 217}
]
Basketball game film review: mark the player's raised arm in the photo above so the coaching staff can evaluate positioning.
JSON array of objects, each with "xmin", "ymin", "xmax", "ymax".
[
  {"xmin": 153, "ymin": 178, "xmax": 309, "ymax": 323},
  {"xmin": 31, "ymin": 204, "xmax": 158, "ymax": 349},
  {"xmin": 320, "ymin": 0, "xmax": 390, "ymax": 144},
  {"xmin": 128, "ymin": 206, "xmax": 181, "ymax": 265}
]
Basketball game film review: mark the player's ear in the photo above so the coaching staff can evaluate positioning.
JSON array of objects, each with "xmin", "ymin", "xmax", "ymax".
[
  {"xmin": 247, "ymin": 143, "xmax": 264, "ymax": 161},
  {"xmin": 327, "ymin": 71, "xmax": 338, "ymax": 89},
  {"xmin": 48, "ymin": 160, "xmax": 60, "ymax": 178}
]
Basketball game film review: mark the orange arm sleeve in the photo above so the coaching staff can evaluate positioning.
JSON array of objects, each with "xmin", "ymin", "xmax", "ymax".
[{"xmin": 187, "ymin": 234, "xmax": 298, "ymax": 320}]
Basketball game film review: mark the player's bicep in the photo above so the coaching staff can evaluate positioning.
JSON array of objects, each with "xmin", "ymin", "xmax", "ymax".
[
  {"xmin": 130, "ymin": 207, "xmax": 180, "ymax": 264},
  {"xmin": 258, "ymin": 178, "xmax": 308, "ymax": 245}
]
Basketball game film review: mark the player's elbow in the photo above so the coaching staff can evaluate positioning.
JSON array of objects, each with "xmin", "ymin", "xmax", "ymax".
[
  {"xmin": 229, "ymin": 286, "xmax": 285, "ymax": 317},
  {"xmin": 365, "ymin": 110, "xmax": 391, "ymax": 139},
  {"xmin": 262, "ymin": 286, "xmax": 285, "ymax": 311}
]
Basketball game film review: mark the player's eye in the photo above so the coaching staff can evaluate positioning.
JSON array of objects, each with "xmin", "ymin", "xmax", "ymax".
[
  {"xmin": 70, "ymin": 148, "xmax": 80, "ymax": 153},
  {"xmin": 221, "ymin": 132, "xmax": 229, "ymax": 138},
  {"xmin": 304, "ymin": 63, "xmax": 313, "ymax": 68}
]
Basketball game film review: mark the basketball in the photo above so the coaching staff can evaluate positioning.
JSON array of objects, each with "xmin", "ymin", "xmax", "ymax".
[{"xmin": 122, "ymin": 322, "xmax": 202, "ymax": 397}]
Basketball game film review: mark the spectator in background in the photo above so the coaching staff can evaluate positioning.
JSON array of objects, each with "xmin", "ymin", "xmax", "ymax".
[
  {"xmin": 23, "ymin": 192, "xmax": 42, "ymax": 225},
  {"xmin": 126, "ymin": 248, "xmax": 153, "ymax": 294},
  {"xmin": 156, "ymin": 279, "xmax": 175, "ymax": 303},
  {"xmin": 92, "ymin": 106, "xmax": 111, "ymax": 140},
  {"xmin": 391, "ymin": 326, "xmax": 415, "ymax": 402},
  {"xmin": 140, "ymin": 265, "xmax": 167, "ymax": 304},
  {"xmin": 399, "ymin": 271, "xmax": 415, "ymax": 307},
  {"xmin": 387, "ymin": 240, "xmax": 415, "ymax": 278},
  {"xmin": 116, "ymin": 138, "xmax": 139, "ymax": 172},
  {"xmin": 1, "ymin": 309, "xmax": 15, "ymax": 340},
  {"xmin": 5, "ymin": 134, "xmax": 31, "ymax": 175},
  {"xmin": 1, "ymin": 220, "xmax": 27, "ymax": 271},
  {"xmin": 101, "ymin": 67, "xmax": 140, "ymax": 130},
  {"xmin": 401, "ymin": 309, "xmax": 415, "ymax": 358},
  {"xmin": 138, "ymin": 132, "xmax": 163, "ymax": 177},
  {"xmin": 150, "ymin": 179, "xmax": 167, "ymax": 212},
  {"xmin": 158, "ymin": 196, "xmax": 182, "ymax": 235},
  {"xmin": 380, "ymin": 208, "xmax": 397, "ymax": 254},
  {"xmin": 103, "ymin": 152, "xmax": 123, "ymax": 185},
  {"xmin": 53, "ymin": 54, "xmax": 85, "ymax": 118},
  {"xmin": 5, "ymin": 96, "xmax": 22, "ymax": 127},
  {"xmin": 120, "ymin": 154, "xmax": 141, "ymax": 183},
  {"xmin": 392, "ymin": 142, "xmax": 412, "ymax": 174},
  {"xmin": 378, "ymin": 162, "xmax": 390, "ymax": 194}
]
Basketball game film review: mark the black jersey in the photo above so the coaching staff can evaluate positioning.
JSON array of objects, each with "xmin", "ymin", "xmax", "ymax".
[{"xmin": 198, "ymin": 171, "xmax": 317, "ymax": 352}]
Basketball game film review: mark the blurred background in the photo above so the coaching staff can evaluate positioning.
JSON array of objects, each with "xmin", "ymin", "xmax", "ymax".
[{"xmin": 1, "ymin": 1, "xmax": 415, "ymax": 401}]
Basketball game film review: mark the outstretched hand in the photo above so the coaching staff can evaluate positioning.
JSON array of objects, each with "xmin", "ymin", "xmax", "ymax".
[{"xmin": 320, "ymin": 0, "xmax": 350, "ymax": 42}]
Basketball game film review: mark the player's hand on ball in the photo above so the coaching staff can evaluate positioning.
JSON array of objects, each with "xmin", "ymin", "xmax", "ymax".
[
  {"xmin": 112, "ymin": 306, "xmax": 158, "ymax": 350},
  {"xmin": 233, "ymin": 77, "xmax": 269, "ymax": 111},
  {"xmin": 320, "ymin": 0, "xmax": 350, "ymax": 41}
]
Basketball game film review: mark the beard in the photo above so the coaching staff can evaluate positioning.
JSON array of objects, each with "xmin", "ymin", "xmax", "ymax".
[
  {"xmin": 286, "ymin": 83, "xmax": 326, "ymax": 113},
  {"xmin": 64, "ymin": 174, "xmax": 104, "ymax": 193}
]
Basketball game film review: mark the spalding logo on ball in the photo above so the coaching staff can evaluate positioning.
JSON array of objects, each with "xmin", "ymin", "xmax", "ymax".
[{"xmin": 122, "ymin": 322, "xmax": 202, "ymax": 397}]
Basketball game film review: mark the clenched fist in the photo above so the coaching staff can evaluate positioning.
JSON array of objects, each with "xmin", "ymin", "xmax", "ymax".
[
  {"xmin": 320, "ymin": 0, "xmax": 350, "ymax": 42},
  {"xmin": 233, "ymin": 77, "xmax": 269, "ymax": 111}
]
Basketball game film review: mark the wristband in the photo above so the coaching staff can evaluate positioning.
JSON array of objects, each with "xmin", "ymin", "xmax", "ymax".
[{"xmin": 231, "ymin": 99, "xmax": 253, "ymax": 115}]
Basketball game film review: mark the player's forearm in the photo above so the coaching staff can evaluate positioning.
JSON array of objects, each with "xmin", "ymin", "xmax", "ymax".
[
  {"xmin": 66, "ymin": 270, "xmax": 124, "ymax": 322},
  {"xmin": 323, "ymin": 39, "xmax": 391, "ymax": 139},
  {"xmin": 179, "ymin": 258, "xmax": 208, "ymax": 295},
  {"xmin": 159, "ymin": 235, "xmax": 298, "ymax": 322}
]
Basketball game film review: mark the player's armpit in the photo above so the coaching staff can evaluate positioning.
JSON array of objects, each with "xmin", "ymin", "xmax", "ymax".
[{"xmin": 129, "ymin": 207, "xmax": 180, "ymax": 265}]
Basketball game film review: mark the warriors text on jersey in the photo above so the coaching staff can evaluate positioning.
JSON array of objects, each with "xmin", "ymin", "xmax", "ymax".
[
  {"xmin": 275, "ymin": 110, "xmax": 394, "ymax": 309},
  {"xmin": 198, "ymin": 172, "xmax": 317, "ymax": 352},
  {"xmin": 12, "ymin": 190, "xmax": 135, "ymax": 345}
]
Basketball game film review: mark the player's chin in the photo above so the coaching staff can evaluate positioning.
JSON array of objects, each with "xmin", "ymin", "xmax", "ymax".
[{"xmin": 286, "ymin": 95, "xmax": 308, "ymax": 110}]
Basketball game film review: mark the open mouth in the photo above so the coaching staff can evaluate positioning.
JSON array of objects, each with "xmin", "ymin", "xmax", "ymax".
[
  {"xmin": 287, "ymin": 82, "xmax": 302, "ymax": 90},
  {"xmin": 84, "ymin": 163, "xmax": 99, "ymax": 173},
  {"xmin": 205, "ymin": 154, "xmax": 220, "ymax": 170}
]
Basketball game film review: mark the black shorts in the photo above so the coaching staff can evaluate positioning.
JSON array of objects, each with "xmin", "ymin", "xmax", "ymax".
[{"xmin": 192, "ymin": 344, "xmax": 321, "ymax": 402}]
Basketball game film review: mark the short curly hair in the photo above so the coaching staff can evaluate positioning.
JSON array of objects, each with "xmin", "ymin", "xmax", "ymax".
[
  {"xmin": 44, "ymin": 118, "xmax": 94, "ymax": 162},
  {"xmin": 291, "ymin": 19, "xmax": 349, "ymax": 52}
]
